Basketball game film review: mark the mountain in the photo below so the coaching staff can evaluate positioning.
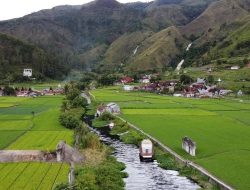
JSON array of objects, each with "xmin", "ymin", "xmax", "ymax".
[
  {"xmin": 181, "ymin": 0, "xmax": 248, "ymax": 37},
  {"xmin": 0, "ymin": 0, "xmax": 249, "ymax": 76},
  {"xmin": 0, "ymin": 33, "xmax": 69, "ymax": 82},
  {"xmin": 179, "ymin": 0, "xmax": 250, "ymax": 67}
]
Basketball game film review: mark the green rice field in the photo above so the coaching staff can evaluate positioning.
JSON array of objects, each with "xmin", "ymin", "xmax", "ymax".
[
  {"xmin": 92, "ymin": 87, "xmax": 250, "ymax": 190},
  {"xmin": 0, "ymin": 95, "xmax": 73, "ymax": 189},
  {"xmin": 0, "ymin": 163, "xmax": 69, "ymax": 190},
  {"xmin": 0, "ymin": 96, "xmax": 73, "ymax": 150}
]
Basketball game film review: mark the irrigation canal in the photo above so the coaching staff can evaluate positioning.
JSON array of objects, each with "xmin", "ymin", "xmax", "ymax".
[{"xmin": 89, "ymin": 126, "xmax": 200, "ymax": 190}]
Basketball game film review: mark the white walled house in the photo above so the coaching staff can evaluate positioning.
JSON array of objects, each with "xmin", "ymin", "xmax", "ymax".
[
  {"xmin": 96, "ymin": 103, "xmax": 120, "ymax": 117},
  {"xmin": 23, "ymin": 69, "xmax": 32, "ymax": 77},
  {"xmin": 123, "ymin": 85, "xmax": 134, "ymax": 91},
  {"xmin": 231, "ymin": 66, "xmax": 240, "ymax": 70},
  {"xmin": 106, "ymin": 103, "xmax": 120, "ymax": 114}
]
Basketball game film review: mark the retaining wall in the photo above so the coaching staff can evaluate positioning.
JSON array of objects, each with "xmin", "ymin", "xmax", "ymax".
[{"xmin": 0, "ymin": 150, "xmax": 57, "ymax": 163}]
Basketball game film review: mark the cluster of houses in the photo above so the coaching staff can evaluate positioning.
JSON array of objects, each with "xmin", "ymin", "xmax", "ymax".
[
  {"xmin": 124, "ymin": 81, "xmax": 176, "ymax": 94},
  {"xmin": 119, "ymin": 74, "xmax": 236, "ymax": 98},
  {"xmin": 0, "ymin": 86, "xmax": 64, "ymax": 97},
  {"xmin": 180, "ymin": 78, "xmax": 234, "ymax": 98}
]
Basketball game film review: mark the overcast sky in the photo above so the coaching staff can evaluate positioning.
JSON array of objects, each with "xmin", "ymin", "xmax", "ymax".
[{"xmin": 0, "ymin": 0, "xmax": 151, "ymax": 21}]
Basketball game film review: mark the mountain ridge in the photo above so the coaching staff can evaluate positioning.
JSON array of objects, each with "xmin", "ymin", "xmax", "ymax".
[{"xmin": 0, "ymin": 0, "xmax": 249, "ymax": 76}]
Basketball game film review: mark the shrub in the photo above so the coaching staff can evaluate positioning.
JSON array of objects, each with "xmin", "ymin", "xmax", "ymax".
[
  {"xmin": 3, "ymin": 86, "xmax": 16, "ymax": 96},
  {"xmin": 71, "ymin": 95, "xmax": 88, "ymax": 108},
  {"xmin": 180, "ymin": 75, "xmax": 193, "ymax": 85},
  {"xmin": 120, "ymin": 130, "xmax": 144, "ymax": 146},
  {"xmin": 59, "ymin": 112, "xmax": 81, "ymax": 129},
  {"xmin": 207, "ymin": 75, "xmax": 214, "ymax": 84},
  {"xmin": 99, "ymin": 112, "xmax": 115, "ymax": 121}
]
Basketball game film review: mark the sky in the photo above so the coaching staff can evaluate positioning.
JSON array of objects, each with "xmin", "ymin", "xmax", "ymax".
[{"xmin": 0, "ymin": 0, "xmax": 151, "ymax": 21}]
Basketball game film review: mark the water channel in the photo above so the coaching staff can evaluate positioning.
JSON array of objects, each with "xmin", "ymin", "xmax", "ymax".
[{"xmin": 89, "ymin": 126, "xmax": 200, "ymax": 190}]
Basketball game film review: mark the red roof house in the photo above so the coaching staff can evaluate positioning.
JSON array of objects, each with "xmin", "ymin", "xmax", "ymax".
[{"xmin": 121, "ymin": 77, "xmax": 134, "ymax": 84}]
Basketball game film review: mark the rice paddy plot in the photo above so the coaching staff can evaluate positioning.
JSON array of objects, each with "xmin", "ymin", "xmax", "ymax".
[
  {"xmin": 0, "ymin": 163, "xmax": 69, "ymax": 190},
  {"xmin": 0, "ymin": 120, "xmax": 32, "ymax": 131},
  {"xmin": 0, "ymin": 131, "xmax": 25, "ymax": 149},
  {"xmin": 92, "ymin": 87, "xmax": 250, "ymax": 190},
  {"xmin": 122, "ymin": 108, "xmax": 216, "ymax": 116},
  {"xmin": 7, "ymin": 131, "xmax": 73, "ymax": 151}
]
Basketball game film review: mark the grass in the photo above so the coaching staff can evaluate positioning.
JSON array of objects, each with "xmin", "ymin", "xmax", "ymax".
[
  {"xmin": 92, "ymin": 86, "xmax": 250, "ymax": 190},
  {"xmin": 0, "ymin": 163, "xmax": 69, "ymax": 190}
]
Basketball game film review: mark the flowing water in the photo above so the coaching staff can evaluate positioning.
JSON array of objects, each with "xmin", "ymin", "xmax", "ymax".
[{"xmin": 89, "ymin": 126, "xmax": 200, "ymax": 190}]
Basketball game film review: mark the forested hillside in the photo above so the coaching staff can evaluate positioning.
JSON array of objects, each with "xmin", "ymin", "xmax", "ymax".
[
  {"xmin": 0, "ymin": 33, "xmax": 69, "ymax": 82},
  {"xmin": 0, "ymin": 0, "xmax": 249, "ymax": 76}
]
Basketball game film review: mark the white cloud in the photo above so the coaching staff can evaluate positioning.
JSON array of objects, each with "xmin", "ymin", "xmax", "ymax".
[{"xmin": 0, "ymin": 0, "xmax": 152, "ymax": 21}]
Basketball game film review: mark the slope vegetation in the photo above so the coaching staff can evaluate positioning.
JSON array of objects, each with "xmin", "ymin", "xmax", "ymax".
[{"xmin": 0, "ymin": 33, "xmax": 69, "ymax": 81}]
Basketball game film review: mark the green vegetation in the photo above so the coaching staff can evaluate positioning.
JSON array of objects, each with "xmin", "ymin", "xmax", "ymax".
[
  {"xmin": 0, "ymin": 95, "xmax": 73, "ymax": 190},
  {"xmin": 92, "ymin": 107, "xmax": 215, "ymax": 189},
  {"xmin": 0, "ymin": 33, "xmax": 69, "ymax": 83},
  {"xmin": 0, "ymin": 96, "xmax": 73, "ymax": 150},
  {"xmin": 0, "ymin": 163, "xmax": 69, "ymax": 190},
  {"xmin": 55, "ymin": 82, "xmax": 126, "ymax": 190},
  {"xmin": 92, "ymin": 86, "xmax": 250, "ymax": 190}
]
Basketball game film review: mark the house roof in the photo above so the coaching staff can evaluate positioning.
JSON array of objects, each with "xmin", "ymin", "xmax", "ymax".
[{"xmin": 121, "ymin": 77, "xmax": 134, "ymax": 82}]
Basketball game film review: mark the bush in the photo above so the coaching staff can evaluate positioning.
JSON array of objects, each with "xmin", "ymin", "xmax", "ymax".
[
  {"xmin": 59, "ymin": 112, "xmax": 81, "ymax": 129},
  {"xmin": 99, "ymin": 112, "xmax": 115, "ymax": 121},
  {"xmin": 3, "ymin": 86, "xmax": 16, "ymax": 96},
  {"xmin": 110, "ymin": 120, "xmax": 129, "ymax": 135},
  {"xmin": 81, "ymin": 132, "xmax": 102, "ymax": 149},
  {"xmin": 64, "ymin": 82, "xmax": 81, "ymax": 101},
  {"xmin": 180, "ymin": 75, "xmax": 193, "ymax": 85},
  {"xmin": 71, "ymin": 95, "xmax": 88, "ymax": 108},
  {"xmin": 207, "ymin": 75, "xmax": 214, "ymax": 84},
  {"xmin": 120, "ymin": 130, "xmax": 144, "ymax": 146}
]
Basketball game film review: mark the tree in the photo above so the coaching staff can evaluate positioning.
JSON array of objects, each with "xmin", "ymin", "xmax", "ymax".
[
  {"xmin": 59, "ymin": 112, "xmax": 81, "ymax": 129},
  {"xmin": 64, "ymin": 82, "xmax": 81, "ymax": 101},
  {"xmin": 3, "ymin": 86, "xmax": 16, "ymax": 96},
  {"xmin": 207, "ymin": 75, "xmax": 214, "ymax": 84},
  {"xmin": 71, "ymin": 96, "xmax": 88, "ymax": 108},
  {"xmin": 180, "ymin": 75, "xmax": 193, "ymax": 84},
  {"xmin": 243, "ymin": 58, "xmax": 248, "ymax": 65}
]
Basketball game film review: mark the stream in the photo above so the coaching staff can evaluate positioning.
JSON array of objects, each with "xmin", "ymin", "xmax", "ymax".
[{"xmin": 89, "ymin": 126, "xmax": 200, "ymax": 190}]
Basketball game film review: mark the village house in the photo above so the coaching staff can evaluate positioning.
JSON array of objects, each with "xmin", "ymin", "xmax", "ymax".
[
  {"xmin": 140, "ymin": 75, "xmax": 151, "ymax": 84},
  {"xmin": 196, "ymin": 78, "xmax": 206, "ymax": 84},
  {"xmin": 123, "ymin": 85, "xmax": 134, "ymax": 91},
  {"xmin": 23, "ymin": 69, "xmax": 32, "ymax": 77},
  {"xmin": 230, "ymin": 66, "xmax": 240, "ymax": 70},
  {"xmin": 41, "ymin": 87, "xmax": 63, "ymax": 96},
  {"xmin": 120, "ymin": 76, "xmax": 134, "ymax": 84},
  {"xmin": 106, "ymin": 102, "xmax": 120, "ymax": 114},
  {"xmin": 96, "ymin": 103, "xmax": 120, "ymax": 117},
  {"xmin": 182, "ymin": 137, "xmax": 196, "ymax": 156},
  {"xmin": 219, "ymin": 89, "xmax": 232, "ymax": 96}
]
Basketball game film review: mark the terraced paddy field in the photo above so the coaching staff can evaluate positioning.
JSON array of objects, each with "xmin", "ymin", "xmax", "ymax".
[
  {"xmin": 92, "ymin": 87, "xmax": 250, "ymax": 190},
  {"xmin": 0, "ymin": 95, "xmax": 73, "ymax": 189}
]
